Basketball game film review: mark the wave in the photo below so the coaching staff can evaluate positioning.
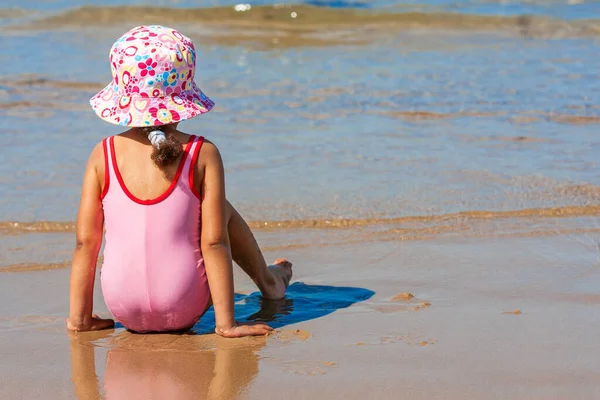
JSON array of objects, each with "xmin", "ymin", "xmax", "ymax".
[
  {"xmin": 0, "ymin": 8, "xmax": 32, "ymax": 19},
  {"xmin": 0, "ymin": 262, "xmax": 70, "ymax": 273},
  {"xmin": 7, "ymin": 76, "xmax": 102, "ymax": 91},
  {"xmin": 376, "ymin": 110, "xmax": 600, "ymax": 124},
  {"xmin": 8, "ymin": 5, "xmax": 600, "ymax": 39},
  {"xmin": 0, "ymin": 221, "xmax": 76, "ymax": 234},
  {"xmin": 550, "ymin": 115, "xmax": 600, "ymax": 125},
  {"xmin": 0, "ymin": 257, "xmax": 104, "ymax": 273},
  {"xmin": 3, "ymin": 75, "xmax": 599, "ymax": 124},
  {"xmin": 2, "ymin": 205, "xmax": 599, "ymax": 235}
]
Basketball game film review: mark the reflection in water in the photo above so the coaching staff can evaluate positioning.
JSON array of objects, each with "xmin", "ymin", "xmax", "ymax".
[
  {"xmin": 71, "ymin": 283, "xmax": 374, "ymax": 399},
  {"xmin": 70, "ymin": 337, "xmax": 102, "ymax": 400},
  {"xmin": 70, "ymin": 333, "xmax": 263, "ymax": 400}
]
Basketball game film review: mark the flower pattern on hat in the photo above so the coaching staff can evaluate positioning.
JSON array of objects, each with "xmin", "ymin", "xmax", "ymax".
[{"xmin": 90, "ymin": 25, "xmax": 214, "ymax": 127}]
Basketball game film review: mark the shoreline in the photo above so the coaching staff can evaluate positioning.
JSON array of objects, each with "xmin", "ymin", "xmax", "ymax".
[
  {"xmin": 3, "ymin": 203, "xmax": 600, "ymax": 233},
  {"xmin": 2, "ymin": 211, "xmax": 599, "ymax": 273}
]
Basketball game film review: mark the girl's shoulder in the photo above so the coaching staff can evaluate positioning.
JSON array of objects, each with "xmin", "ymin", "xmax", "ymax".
[
  {"xmin": 196, "ymin": 137, "xmax": 221, "ymax": 166},
  {"xmin": 89, "ymin": 139, "xmax": 107, "ymax": 165},
  {"xmin": 187, "ymin": 135, "xmax": 223, "ymax": 195},
  {"xmin": 83, "ymin": 139, "xmax": 109, "ymax": 191},
  {"xmin": 177, "ymin": 132, "xmax": 219, "ymax": 165},
  {"xmin": 188, "ymin": 135, "xmax": 223, "ymax": 180}
]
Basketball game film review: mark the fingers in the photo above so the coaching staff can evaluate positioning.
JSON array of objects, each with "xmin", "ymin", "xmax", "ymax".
[
  {"xmin": 65, "ymin": 318, "xmax": 78, "ymax": 332},
  {"xmin": 65, "ymin": 317, "xmax": 115, "ymax": 333},
  {"xmin": 91, "ymin": 317, "xmax": 115, "ymax": 331},
  {"xmin": 94, "ymin": 318, "xmax": 115, "ymax": 330},
  {"xmin": 244, "ymin": 323, "xmax": 273, "ymax": 336},
  {"xmin": 65, "ymin": 318, "xmax": 88, "ymax": 332},
  {"xmin": 242, "ymin": 322, "xmax": 273, "ymax": 333},
  {"xmin": 216, "ymin": 322, "xmax": 274, "ymax": 338}
]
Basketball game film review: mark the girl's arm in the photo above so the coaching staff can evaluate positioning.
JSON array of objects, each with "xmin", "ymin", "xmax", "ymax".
[
  {"xmin": 69, "ymin": 335, "xmax": 102, "ymax": 399},
  {"xmin": 200, "ymin": 141, "xmax": 272, "ymax": 338},
  {"xmin": 67, "ymin": 143, "xmax": 114, "ymax": 332}
]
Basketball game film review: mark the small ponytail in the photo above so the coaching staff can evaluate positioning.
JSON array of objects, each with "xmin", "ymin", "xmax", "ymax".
[{"xmin": 140, "ymin": 126, "xmax": 183, "ymax": 168}]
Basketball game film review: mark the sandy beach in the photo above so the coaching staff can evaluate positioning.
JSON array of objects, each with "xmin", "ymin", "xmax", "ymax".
[{"xmin": 2, "ymin": 215, "xmax": 600, "ymax": 399}]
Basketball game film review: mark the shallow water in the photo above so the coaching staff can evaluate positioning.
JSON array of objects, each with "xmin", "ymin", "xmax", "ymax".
[{"xmin": 0, "ymin": 1, "xmax": 599, "ymax": 227}]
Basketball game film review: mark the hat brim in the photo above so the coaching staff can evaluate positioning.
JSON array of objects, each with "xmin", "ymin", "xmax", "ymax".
[{"xmin": 90, "ymin": 81, "xmax": 214, "ymax": 127}]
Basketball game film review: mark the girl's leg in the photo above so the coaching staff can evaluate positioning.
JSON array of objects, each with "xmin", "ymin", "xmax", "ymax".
[{"xmin": 226, "ymin": 201, "xmax": 292, "ymax": 300}]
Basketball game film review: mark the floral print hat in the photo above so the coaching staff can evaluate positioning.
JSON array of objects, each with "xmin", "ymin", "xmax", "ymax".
[{"xmin": 90, "ymin": 25, "xmax": 214, "ymax": 127}]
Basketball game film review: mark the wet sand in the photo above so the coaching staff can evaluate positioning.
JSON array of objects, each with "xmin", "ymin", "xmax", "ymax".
[{"xmin": 2, "ymin": 224, "xmax": 600, "ymax": 399}]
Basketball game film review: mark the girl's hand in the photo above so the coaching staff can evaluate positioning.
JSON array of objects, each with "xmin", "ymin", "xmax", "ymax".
[
  {"xmin": 215, "ymin": 322, "xmax": 273, "ymax": 338},
  {"xmin": 66, "ymin": 315, "xmax": 115, "ymax": 332}
]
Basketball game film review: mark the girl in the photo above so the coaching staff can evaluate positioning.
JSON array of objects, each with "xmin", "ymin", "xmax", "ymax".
[{"xmin": 67, "ymin": 25, "xmax": 293, "ymax": 338}]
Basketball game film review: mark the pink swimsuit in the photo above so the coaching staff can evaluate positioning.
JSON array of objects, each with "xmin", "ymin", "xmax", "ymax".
[{"xmin": 100, "ymin": 135, "xmax": 210, "ymax": 332}]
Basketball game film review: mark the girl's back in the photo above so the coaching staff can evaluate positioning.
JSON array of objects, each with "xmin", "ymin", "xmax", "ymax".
[
  {"xmin": 100, "ymin": 133, "xmax": 209, "ymax": 332},
  {"xmin": 109, "ymin": 132, "xmax": 188, "ymax": 199}
]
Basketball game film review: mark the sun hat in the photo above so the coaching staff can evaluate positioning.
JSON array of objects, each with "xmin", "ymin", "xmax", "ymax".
[{"xmin": 90, "ymin": 25, "xmax": 214, "ymax": 127}]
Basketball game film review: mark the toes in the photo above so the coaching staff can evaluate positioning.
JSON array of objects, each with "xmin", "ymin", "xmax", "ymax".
[{"xmin": 274, "ymin": 258, "xmax": 293, "ymax": 269}]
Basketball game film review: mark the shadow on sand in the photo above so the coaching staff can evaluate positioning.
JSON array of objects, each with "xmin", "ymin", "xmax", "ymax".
[{"xmin": 192, "ymin": 282, "xmax": 375, "ymax": 334}]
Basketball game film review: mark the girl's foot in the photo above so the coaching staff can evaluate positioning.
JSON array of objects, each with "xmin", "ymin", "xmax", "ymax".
[{"xmin": 261, "ymin": 258, "xmax": 293, "ymax": 300}]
